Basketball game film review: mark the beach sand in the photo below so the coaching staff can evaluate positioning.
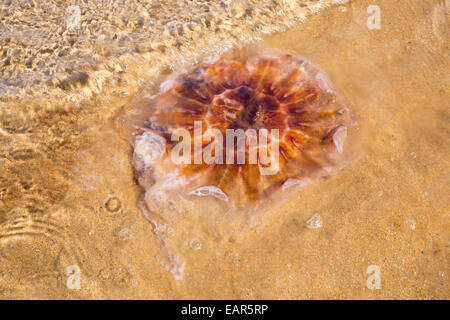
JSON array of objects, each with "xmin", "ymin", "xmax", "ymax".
[{"xmin": 0, "ymin": 0, "xmax": 448, "ymax": 299}]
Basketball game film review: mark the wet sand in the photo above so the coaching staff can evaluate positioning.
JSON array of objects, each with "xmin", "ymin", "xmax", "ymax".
[{"xmin": 0, "ymin": 0, "xmax": 448, "ymax": 299}]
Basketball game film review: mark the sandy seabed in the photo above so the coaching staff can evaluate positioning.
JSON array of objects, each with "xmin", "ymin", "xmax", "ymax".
[{"xmin": 0, "ymin": 0, "xmax": 448, "ymax": 299}]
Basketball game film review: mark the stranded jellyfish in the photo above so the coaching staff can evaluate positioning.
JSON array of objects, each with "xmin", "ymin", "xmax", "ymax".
[{"xmin": 119, "ymin": 48, "xmax": 360, "ymax": 224}]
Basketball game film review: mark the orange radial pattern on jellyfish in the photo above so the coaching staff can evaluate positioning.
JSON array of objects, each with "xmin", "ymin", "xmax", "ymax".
[{"xmin": 119, "ymin": 49, "xmax": 360, "ymax": 207}]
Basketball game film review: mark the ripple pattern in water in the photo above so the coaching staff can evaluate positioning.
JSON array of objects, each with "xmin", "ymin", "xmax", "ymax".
[{"xmin": 0, "ymin": 0, "xmax": 349, "ymax": 101}]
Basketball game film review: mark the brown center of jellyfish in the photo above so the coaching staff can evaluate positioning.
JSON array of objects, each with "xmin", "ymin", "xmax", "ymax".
[{"xmin": 214, "ymin": 87, "xmax": 277, "ymax": 130}]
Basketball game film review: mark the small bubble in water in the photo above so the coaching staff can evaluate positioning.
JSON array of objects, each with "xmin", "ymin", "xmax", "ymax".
[
  {"xmin": 410, "ymin": 152, "xmax": 417, "ymax": 159},
  {"xmin": 119, "ymin": 228, "xmax": 133, "ymax": 240},
  {"xmin": 105, "ymin": 196, "xmax": 121, "ymax": 213},
  {"xmin": 405, "ymin": 218, "xmax": 416, "ymax": 230},
  {"xmin": 189, "ymin": 238, "xmax": 202, "ymax": 250},
  {"xmin": 306, "ymin": 213, "xmax": 323, "ymax": 229},
  {"xmin": 338, "ymin": 6, "xmax": 347, "ymax": 12}
]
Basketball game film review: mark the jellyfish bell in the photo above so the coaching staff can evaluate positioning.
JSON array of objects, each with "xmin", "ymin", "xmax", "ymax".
[{"xmin": 118, "ymin": 46, "xmax": 361, "ymax": 236}]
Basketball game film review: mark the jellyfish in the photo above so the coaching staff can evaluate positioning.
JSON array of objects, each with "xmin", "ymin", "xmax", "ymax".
[{"xmin": 119, "ymin": 47, "xmax": 360, "ymax": 234}]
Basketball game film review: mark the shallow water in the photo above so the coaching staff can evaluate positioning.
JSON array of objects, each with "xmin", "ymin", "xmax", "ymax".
[{"xmin": 0, "ymin": 0, "xmax": 449, "ymax": 299}]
